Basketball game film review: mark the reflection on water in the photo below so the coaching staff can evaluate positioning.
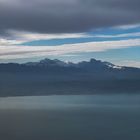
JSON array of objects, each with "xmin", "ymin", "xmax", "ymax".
[{"xmin": 0, "ymin": 95, "xmax": 140, "ymax": 140}]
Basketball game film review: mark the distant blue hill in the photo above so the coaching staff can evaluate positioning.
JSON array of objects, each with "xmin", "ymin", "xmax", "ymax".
[{"xmin": 0, "ymin": 58, "xmax": 140, "ymax": 96}]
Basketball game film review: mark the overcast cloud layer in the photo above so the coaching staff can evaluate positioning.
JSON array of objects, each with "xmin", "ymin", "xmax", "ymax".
[{"xmin": 0, "ymin": 0, "xmax": 140, "ymax": 35}]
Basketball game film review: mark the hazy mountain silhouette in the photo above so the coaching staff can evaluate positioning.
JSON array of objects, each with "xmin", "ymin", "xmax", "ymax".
[{"xmin": 0, "ymin": 58, "xmax": 140, "ymax": 96}]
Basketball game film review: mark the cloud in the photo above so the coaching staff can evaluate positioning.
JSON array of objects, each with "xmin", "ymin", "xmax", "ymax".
[
  {"xmin": 8, "ymin": 31, "xmax": 91, "ymax": 43},
  {"xmin": 93, "ymin": 32, "xmax": 140, "ymax": 38},
  {"xmin": 115, "ymin": 60, "xmax": 140, "ymax": 68},
  {"xmin": 1, "ymin": 30, "xmax": 140, "ymax": 46},
  {"xmin": 13, "ymin": 30, "xmax": 140, "ymax": 42},
  {"xmin": 0, "ymin": 38, "xmax": 140, "ymax": 60},
  {"xmin": 0, "ymin": 31, "xmax": 92, "ymax": 46},
  {"xmin": 113, "ymin": 24, "xmax": 140, "ymax": 30},
  {"xmin": 0, "ymin": 0, "xmax": 140, "ymax": 35}
]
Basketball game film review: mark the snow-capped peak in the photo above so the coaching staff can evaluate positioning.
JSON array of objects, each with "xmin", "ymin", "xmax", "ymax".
[{"xmin": 106, "ymin": 63, "xmax": 123, "ymax": 69}]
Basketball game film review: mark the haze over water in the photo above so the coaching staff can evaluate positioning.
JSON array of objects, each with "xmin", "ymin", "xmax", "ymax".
[{"xmin": 0, "ymin": 94, "xmax": 140, "ymax": 140}]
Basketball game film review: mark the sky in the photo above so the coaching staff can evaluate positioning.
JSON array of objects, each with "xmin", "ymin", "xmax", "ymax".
[{"xmin": 0, "ymin": 0, "xmax": 140, "ymax": 67}]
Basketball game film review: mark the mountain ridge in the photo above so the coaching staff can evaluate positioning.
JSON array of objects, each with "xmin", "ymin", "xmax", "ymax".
[
  {"xmin": 1, "ymin": 58, "xmax": 139, "ymax": 70},
  {"xmin": 0, "ymin": 58, "xmax": 140, "ymax": 97}
]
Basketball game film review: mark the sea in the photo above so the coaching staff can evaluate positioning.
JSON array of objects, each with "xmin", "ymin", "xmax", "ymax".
[{"xmin": 0, "ymin": 94, "xmax": 140, "ymax": 140}]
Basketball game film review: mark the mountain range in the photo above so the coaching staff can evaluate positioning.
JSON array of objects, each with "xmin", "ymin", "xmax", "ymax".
[{"xmin": 0, "ymin": 58, "xmax": 140, "ymax": 96}]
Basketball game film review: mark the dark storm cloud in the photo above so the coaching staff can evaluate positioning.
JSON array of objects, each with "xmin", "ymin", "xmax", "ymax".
[{"xmin": 0, "ymin": 0, "xmax": 140, "ymax": 35}]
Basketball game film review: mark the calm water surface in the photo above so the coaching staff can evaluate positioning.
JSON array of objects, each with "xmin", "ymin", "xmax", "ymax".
[{"xmin": 0, "ymin": 94, "xmax": 140, "ymax": 140}]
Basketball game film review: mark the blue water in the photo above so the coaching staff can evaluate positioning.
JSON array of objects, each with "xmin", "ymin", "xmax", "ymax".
[{"xmin": 0, "ymin": 95, "xmax": 140, "ymax": 140}]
